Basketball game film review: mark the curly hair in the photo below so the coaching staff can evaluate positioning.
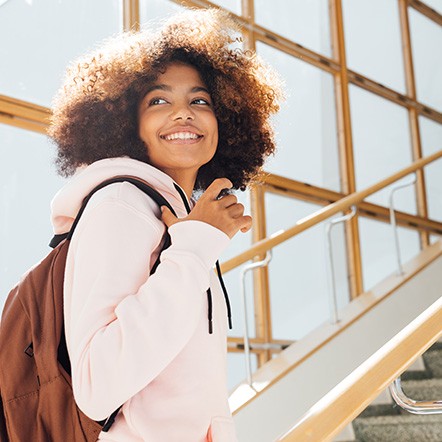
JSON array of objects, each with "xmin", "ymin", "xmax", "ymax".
[{"xmin": 49, "ymin": 8, "xmax": 282, "ymax": 191}]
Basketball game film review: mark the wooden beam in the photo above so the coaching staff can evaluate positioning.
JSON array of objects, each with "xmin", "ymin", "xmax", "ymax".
[
  {"xmin": 0, "ymin": 113, "xmax": 47, "ymax": 135},
  {"xmin": 399, "ymin": 0, "xmax": 429, "ymax": 248},
  {"xmin": 174, "ymin": 0, "xmax": 339, "ymax": 74},
  {"xmin": 220, "ymin": 151, "xmax": 442, "ymax": 273},
  {"xmin": 347, "ymin": 70, "xmax": 442, "ymax": 125},
  {"xmin": 330, "ymin": 0, "xmax": 363, "ymax": 297},
  {"xmin": 122, "ymin": 0, "xmax": 140, "ymax": 32},
  {"xmin": 0, "ymin": 95, "xmax": 50, "ymax": 134},
  {"xmin": 408, "ymin": 0, "xmax": 442, "ymax": 26},
  {"xmin": 0, "ymin": 95, "xmax": 51, "ymax": 125},
  {"xmin": 250, "ymin": 185, "xmax": 273, "ymax": 366},
  {"xmin": 263, "ymin": 174, "xmax": 442, "ymax": 235}
]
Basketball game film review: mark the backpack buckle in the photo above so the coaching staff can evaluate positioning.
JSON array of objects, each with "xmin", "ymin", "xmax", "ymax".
[{"xmin": 24, "ymin": 343, "xmax": 34, "ymax": 358}]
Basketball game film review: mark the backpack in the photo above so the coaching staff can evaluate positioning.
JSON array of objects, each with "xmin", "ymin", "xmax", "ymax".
[{"xmin": 0, "ymin": 176, "xmax": 175, "ymax": 442}]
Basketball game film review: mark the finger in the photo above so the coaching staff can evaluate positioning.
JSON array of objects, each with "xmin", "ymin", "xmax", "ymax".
[
  {"xmin": 219, "ymin": 194, "xmax": 237, "ymax": 208},
  {"xmin": 227, "ymin": 203, "xmax": 245, "ymax": 218},
  {"xmin": 201, "ymin": 178, "xmax": 233, "ymax": 202},
  {"xmin": 238, "ymin": 215, "xmax": 252, "ymax": 233},
  {"xmin": 161, "ymin": 206, "xmax": 179, "ymax": 228}
]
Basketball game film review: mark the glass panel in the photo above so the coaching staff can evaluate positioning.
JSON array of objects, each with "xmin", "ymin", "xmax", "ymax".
[
  {"xmin": 430, "ymin": 234, "xmax": 441, "ymax": 245},
  {"xmin": 359, "ymin": 217, "xmax": 420, "ymax": 291},
  {"xmin": 139, "ymin": 0, "xmax": 185, "ymax": 23},
  {"xmin": 266, "ymin": 194, "xmax": 350, "ymax": 341},
  {"xmin": 0, "ymin": 125, "xmax": 65, "ymax": 311},
  {"xmin": 421, "ymin": 0, "xmax": 442, "ymax": 15},
  {"xmin": 257, "ymin": 42, "xmax": 340, "ymax": 191},
  {"xmin": 342, "ymin": 0, "xmax": 406, "ymax": 93},
  {"xmin": 420, "ymin": 116, "xmax": 442, "ymax": 222},
  {"xmin": 350, "ymin": 85, "xmax": 416, "ymax": 214},
  {"xmin": 219, "ymin": 190, "xmax": 255, "ymax": 339},
  {"xmin": 255, "ymin": 0, "xmax": 331, "ymax": 57},
  {"xmin": 409, "ymin": 9, "xmax": 442, "ymax": 111},
  {"xmin": 0, "ymin": 0, "xmax": 121, "ymax": 107}
]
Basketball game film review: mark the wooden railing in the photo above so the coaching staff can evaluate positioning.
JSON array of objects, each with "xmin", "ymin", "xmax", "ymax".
[
  {"xmin": 277, "ymin": 295, "xmax": 442, "ymax": 441},
  {"xmin": 220, "ymin": 150, "xmax": 442, "ymax": 273}
]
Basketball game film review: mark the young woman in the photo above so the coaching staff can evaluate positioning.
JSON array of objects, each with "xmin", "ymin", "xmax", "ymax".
[{"xmin": 49, "ymin": 8, "xmax": 281, "ymax": 442}]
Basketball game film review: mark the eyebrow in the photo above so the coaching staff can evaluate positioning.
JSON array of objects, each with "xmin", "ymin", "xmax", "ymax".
[{"xmin": 144, "ymin": 84, "xmax": 210, "ymax": 95}]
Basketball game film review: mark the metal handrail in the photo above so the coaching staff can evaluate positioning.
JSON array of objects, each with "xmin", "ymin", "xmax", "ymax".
[
  {"xmin": 386, "ymin": 173, "xmax": 442, "ymax": 415},
  {"xmin": 389, "ymin": 377, "xmax": 442, "ymax": 415},
  {"xmin": 221, "ymin": 150, "xmax": 442, "ymax": 274},
  {"xmin": 240, "ymin": 251, "xmax": 272, "ymax": 389},
  {"xmin": 278, "ymin": 296, "xmax": 442, "ymax": 441},
  {"xmin": 389, "ymin": 174, "xmax": 417, "ymax": 275},
  {"xmin": 325, "ymin": 206, "xmax": 357, "ymax": 324}
]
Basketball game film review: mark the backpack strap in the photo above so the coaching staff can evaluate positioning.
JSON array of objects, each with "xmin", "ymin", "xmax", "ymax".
[
  {"xmin": 50, "ymin": 176, "xmax": 176, "ymax": 433},
  {"xmin": 50, "ymin": 176, "xmax": 176, "ymax": 248},
  {"xmin": 49, "ymin": 233, "xmax": 69, "ymax": 248}
]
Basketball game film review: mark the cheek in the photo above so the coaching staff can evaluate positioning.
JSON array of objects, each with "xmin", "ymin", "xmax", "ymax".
[
  {"xmin": 138, "ymin": 116, "xmax": 154, "ymax": 144},
  {"xmin": 210, "ymin": 117, "xmax": 219, "ymax": 146}
]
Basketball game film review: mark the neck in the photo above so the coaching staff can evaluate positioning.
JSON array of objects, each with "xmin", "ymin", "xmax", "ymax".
[
  {"xmin": 175, "ymin": 180, "xmax": 194, "ymax": 201},
  {"xmin": 164, "ymin": 170, "xmax": 196, "ymax": 201}
]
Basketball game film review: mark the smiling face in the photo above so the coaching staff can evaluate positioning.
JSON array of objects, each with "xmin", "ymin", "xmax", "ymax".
[{"xmin": 138, "ymin": 62, "xmax": 218, "ymax": 192}]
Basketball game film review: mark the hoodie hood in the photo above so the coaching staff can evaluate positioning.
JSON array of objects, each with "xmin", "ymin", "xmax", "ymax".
[{"xmin": 51, "ymin": 157, "xmax": 190, "ymax": 234}]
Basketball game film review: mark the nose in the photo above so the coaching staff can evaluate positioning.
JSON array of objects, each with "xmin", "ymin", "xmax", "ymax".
[{"xmin": 171, "ymin": 103, "xmax": 195, "ymax": 121}]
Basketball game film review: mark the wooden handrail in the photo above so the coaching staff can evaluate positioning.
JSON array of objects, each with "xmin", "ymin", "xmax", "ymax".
[
  {"xmin": 221, "ymin": 150, "xmax": 442, "ymax": 273},
  {"xmin": 263, "ymin": 174, "xmax": 442, "ymax": 235},
  {"xmin": 277, "ymin": 295, "xmax": 442, "ymax": 441},
  {"xmin": 0, "ymin": 95, "xmax": 50, "ymax": 123}
]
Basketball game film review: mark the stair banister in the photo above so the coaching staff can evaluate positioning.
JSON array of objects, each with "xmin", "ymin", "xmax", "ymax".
[
  {"xmin": 275, "ymin": 295, "xmax": 442, "ymax": 441},
  {"xmin": 325, "ymin": 206, "xmax": 357, "ymax": 324},
  {"xmin": 220, "ymin": 150, "xmax": 442, "ymax": 274},
  {"xmin": 388, "ymin": 173, "xmax": 417, "ymax": 276},
  {"xmin": 389, "ymin": 376, "xmax": 442, "ymax": 415},
  {"xmin": 240, "ymin": 251, "xmax": 272, "ymax": 389}
]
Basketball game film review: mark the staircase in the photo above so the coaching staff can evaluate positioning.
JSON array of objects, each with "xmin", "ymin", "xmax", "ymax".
[{"xmin": 351, "ymin": 342, "xmax": 442, "ymax": 442}]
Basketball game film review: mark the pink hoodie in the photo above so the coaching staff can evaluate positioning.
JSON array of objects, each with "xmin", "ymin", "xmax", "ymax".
[{"xmin": 50, "ymin": 157, "xmax": 238, "ymax": 442}]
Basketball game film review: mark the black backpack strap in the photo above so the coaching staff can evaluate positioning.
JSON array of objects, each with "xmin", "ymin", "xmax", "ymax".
[
  {"xmin": 51, "ymin": 176, "xmax": 176, "ymax": 432},
  {"xmin": 50, "ymin": 176, "xmax": 176, "ymax": 248},
  {"xmin": 49, "ymin": 233, "xmax": 69, "ymax": 248}
]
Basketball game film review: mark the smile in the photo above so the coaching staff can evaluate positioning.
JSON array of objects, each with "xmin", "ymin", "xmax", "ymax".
[{"xmin": 161, "ymin": 132, "xmax": 203, "ymax": 141}]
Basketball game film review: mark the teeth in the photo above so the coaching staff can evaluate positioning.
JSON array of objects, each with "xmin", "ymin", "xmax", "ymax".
[{"xmin": 163, "ymin": 132, "xmax": 200, "ymax": 140}]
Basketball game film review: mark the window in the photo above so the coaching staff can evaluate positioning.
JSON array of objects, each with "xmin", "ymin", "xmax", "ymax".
[{"xmin": 0, "ymin": 0, "xmax": 121, "ymax": 106}]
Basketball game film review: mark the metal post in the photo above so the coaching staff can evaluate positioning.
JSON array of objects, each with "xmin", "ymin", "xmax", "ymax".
[
  {"xmin": 240, "ymin": 251, "xmax": 272, "ymax": 389},
  {"xmin": 325, "ymin": 206, "xmax": 357, "ymax": 324},
  {"xmin": 390, "ymin": 376, "xmax": 442, "ymax": 415},
  {"xmin": 388, "ymin": 174, "xmax": 417, "ymax": 275}
]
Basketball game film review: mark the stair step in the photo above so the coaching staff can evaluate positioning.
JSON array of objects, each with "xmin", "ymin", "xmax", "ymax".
[
  {"xmin": 401, "ymin": 378, "xmax": 442, "ymax": 402},
  {"xmin": 358, "ymin": 378, "xmax": 442, "ymax": 419},
  {"xmin": 353, "ymin": 414, "xmax": 442, "ymax": 442},
  {"xmin": 424, "ymin": 347, "xmax": 442, "ymax": 378},
  {"xmin": 400, "ymin": 369, "xmax": 432, "ymax": 381},
  {"xmin": 351, "ymin": 343, "xmax": 442, "ymax": 440},
  {"xmin": 358, "ymin": 403, "xmax": 400, "ymax": 419}
]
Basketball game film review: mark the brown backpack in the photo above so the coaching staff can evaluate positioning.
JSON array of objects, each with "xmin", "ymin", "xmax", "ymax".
[{"xmin": 0, "ymin": 177, "xmax": 174, "ymax": 442}]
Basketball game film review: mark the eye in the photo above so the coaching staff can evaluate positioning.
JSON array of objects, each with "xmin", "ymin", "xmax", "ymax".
[
  {"xmin": 191, "ymin": 98, "xmax": 211, "ymax": 105},
  {"xmin": 149, "ymin": 97, "xmax": 168, "ymax": 106}
]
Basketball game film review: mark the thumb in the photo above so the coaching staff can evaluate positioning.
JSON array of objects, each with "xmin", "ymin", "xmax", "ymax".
[{"xmin": 161, "ymin": 206, "xmax": 179, "ymax": 228}]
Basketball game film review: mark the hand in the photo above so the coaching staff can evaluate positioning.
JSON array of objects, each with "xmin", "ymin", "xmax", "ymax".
[{"xmin": 161, "ymin": 178, "xmax": 252, "ymax": 239}]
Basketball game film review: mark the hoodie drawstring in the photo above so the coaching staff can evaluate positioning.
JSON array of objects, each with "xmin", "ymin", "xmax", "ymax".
[
  {"xmin": 216, "ymin": 260, "xmax": 232, "ymax": 330},
  {"xmin": 173, "ymin": 183, "xmax": 233, "ymax": 334}
]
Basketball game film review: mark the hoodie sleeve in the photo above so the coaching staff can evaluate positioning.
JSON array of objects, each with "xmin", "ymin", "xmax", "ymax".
[{"xmin": 64, "ymin": 190, "xmax": 230, "ymax": 421}]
